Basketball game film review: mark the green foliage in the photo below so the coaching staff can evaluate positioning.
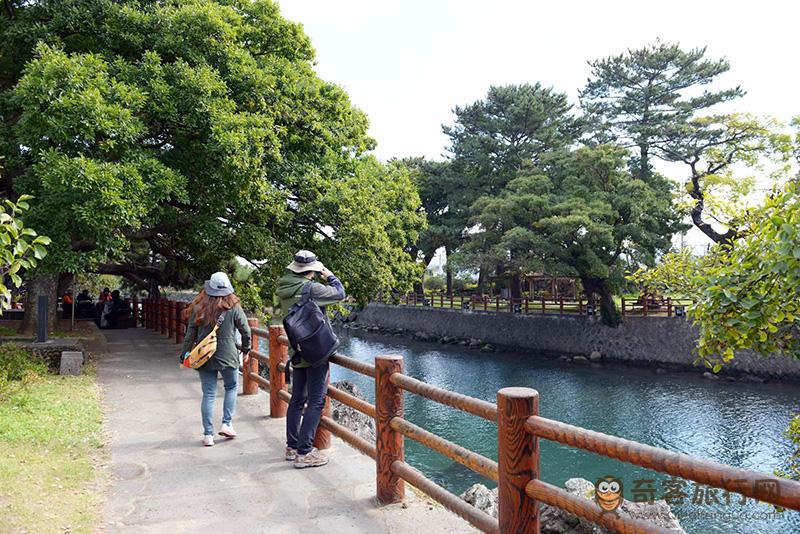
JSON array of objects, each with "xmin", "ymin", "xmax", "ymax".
[
  {"xmin": 74, "ymin": 273, "xmax": 124, "ymax": 297},
  {"xmin": 1, "ymin": 0, "xmax": 423, "ymax": 299},
  {"xmin": 393, "ymin": 157, "xmax": 461, "ymax": 270},
  {"xmin": 445, "ymin": 84, "xmax": 582, "ymax": 225},
  {"xmin": 780, "ymin": 414, "xmax": 800, "ymax": 481},
  {"xmin": 581, "ymin": 42, "xmax": 791, "ymax": 244},
  {"xmin": 581, "ymin": 40, "xmax": 743, "ymax": 182},
  {"xmin": 423, "ymin": 274, "xmax": 446, "ymax": 292},
  {"xmin": 457, "ymin": 144, "xmax": 681, "ymax": 325},
  {"xmin": 0, "ymin": 344, "xmax": 47, "ymax": 401},
  {"xmin": 0, "ymin": 325, "xmax": 16, "ymax": 337},
  {"xmin": 632, "ymin": 178, "xmax": 800, "ymax": 366},
  {"xmin": 0, "ymin": 192, "xmax": 51, "ymax": 312}
]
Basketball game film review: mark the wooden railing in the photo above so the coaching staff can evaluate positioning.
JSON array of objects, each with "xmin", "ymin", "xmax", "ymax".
[
  {"xmin": 375, "ymin": 293, "xmax": 696, "ymax": 318},
  {"xmin": 134, "ymin": 298, "xmax": 800, "ymax": 533}
]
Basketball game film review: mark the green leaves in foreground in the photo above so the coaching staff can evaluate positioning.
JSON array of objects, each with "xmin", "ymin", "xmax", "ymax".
[
  {"xmin": 632, "ymin": 179, "xmax": 800, "ymax": 367},
  {"xmin": 0, "ymin": 195, "xmax": 51, "ymax": 313}
]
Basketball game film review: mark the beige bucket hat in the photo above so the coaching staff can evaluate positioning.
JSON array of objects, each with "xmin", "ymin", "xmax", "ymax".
[{"xmin": 287, "ymin": 250, "xmax": 325, "ymax": 273}]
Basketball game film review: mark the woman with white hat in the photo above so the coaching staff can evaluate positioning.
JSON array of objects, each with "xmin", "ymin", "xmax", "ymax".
[
  {"xmin": 180, "ymin": 272, "xmax": 252, "ymax": 446},
  {"xmin": 274, "ymin": 250, "xmax": 346, "ymax": 468}
]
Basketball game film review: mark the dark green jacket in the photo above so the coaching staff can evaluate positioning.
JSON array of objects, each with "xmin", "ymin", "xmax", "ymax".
[
  {"xmin": 180, "ymin": 304, "xmax": 251, "ymax": 371},
  {"xmin": 274, "ymin": 271, "xmax": 345, "ymax": 368}
]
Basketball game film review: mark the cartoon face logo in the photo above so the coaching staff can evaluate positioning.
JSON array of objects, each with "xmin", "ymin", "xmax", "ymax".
[{"xmin": 595, "ymin": 476, "xmax": 623, "ymax": 512}]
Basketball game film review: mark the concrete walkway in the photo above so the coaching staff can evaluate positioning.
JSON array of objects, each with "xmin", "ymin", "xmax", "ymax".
[{"xmin": 98, "ymin": 328, "xmax": 478, "ymax": 533}]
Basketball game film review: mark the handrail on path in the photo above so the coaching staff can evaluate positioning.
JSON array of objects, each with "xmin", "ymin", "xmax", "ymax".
[{"xmin": 133, "ymin": 298, "xmax": 800, "ymax": 534}]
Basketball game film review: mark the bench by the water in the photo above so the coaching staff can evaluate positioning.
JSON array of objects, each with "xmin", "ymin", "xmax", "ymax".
[{"xmin": 138, "ymin": 298, "xmax": 800, "ymax": 534}]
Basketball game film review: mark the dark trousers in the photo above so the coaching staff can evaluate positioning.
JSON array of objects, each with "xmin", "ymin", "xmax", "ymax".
[{"xmin": 286, "ymin": 362, "xmax": 329, "ymax": 455}]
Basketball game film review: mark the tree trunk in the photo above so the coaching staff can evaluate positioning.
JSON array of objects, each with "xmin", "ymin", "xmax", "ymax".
[
  {"xmin": 148, "ymin": 278, "xmax": 161, "ymax": 299},
  {"xmin": 477, "ymin": 267, "xmax": 486, "ymax": 293},
  {"xmin": 581, "ymin": 277, "xmax": 621, "ymax": 327},
  {"xmin": 19, "ymin": 273, "xmax": 60, "ymax": 334},
  {"xmin": 445, "ymin": 264, "xmax": 453, "ymax": 296},
  {"xmin": 508, "ymin": 277, "xmax": 522, "ymax": 299}
]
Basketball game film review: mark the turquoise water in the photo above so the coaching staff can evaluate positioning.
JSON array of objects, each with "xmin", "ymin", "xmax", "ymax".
[{"xmin": 330, "ymin": 331, "xmax": 800, "ymax": 534}]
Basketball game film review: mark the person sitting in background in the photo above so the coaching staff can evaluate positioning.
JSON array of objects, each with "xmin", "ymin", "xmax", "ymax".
[
  {"xmin": 105, "ymin": 290, "xmax": 131, "ymax": 328},
  {"xmin": 62, "ymin": 290, "xmax": 74, "ymax": 318},
  {"xmin": 97, "ymin": 287, "xmax": 112, "ymax": 318},
  {"xmin": 76, "ymin": 289, "xmax": 94, "ymax": 318},
  {"xmin": 99, "ymin": 287, "xmax": 111, "ymax": 303}
]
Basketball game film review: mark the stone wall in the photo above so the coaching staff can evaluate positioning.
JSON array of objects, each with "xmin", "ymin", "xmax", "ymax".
[{"xmin": 356, "ymin": 304, "xmax": 800, "ymax": 379}]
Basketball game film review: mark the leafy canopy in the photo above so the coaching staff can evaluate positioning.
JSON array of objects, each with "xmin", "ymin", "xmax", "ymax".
[
  {"xmin": 1, "ymin": 0, "xmax": 423, "ymax": 300},
  {"xmin": 633, "ymin": 177, "xmax": 800, "ymax": 368},
  {"xmin": 460, "ymin": 144, "xmax": 680, "ymax": 325},
  {"xmin": 0, "ymin": 191, "xmax": 51, "ymax": 312}
]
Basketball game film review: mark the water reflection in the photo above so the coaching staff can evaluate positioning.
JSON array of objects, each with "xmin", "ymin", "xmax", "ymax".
[{"xmin": 331, "ymin": 331, "xmax": 800, "ymax": 534}]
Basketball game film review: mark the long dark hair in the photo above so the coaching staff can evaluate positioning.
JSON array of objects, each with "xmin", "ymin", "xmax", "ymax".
[{"xmin": 183, "ymin": 290, "xmax": 240, "ymax": 327}]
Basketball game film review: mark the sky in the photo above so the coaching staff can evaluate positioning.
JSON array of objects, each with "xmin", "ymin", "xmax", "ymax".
[
  {"xmin": 278, "ymin": 0, "xmax": 798, "ymax": 161},
  {"xmin": 277, "ymin": 0, "xmax": 799, "ymax": 253}
]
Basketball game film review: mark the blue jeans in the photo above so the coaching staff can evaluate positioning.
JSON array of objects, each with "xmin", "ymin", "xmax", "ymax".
[
  {"xmin": 286, "ymin": 363, "xmax": 329, "ymax": 455},
  {"xmin": 199, "ymin": 367, "xmax": 238, "ymax": 436}
]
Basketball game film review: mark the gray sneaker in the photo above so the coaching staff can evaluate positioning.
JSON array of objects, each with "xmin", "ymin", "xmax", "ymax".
[
  {"xmin": 293, "ymin": 448, "xmax": 328, "ymax": 469},
  {"xmin": 285, "ymin": 447, "xmax": 297, "ymax": 461}
]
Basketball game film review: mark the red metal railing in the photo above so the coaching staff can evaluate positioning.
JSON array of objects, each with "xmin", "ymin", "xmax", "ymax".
[{"xmin": 136, "ymin": 298, "xmax": 800, "ymax": 533}]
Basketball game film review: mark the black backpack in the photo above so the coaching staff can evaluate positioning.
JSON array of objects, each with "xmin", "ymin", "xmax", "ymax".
[{"xmin": 282, "ymin": 284, "xmax": 339, "ymax": 369}]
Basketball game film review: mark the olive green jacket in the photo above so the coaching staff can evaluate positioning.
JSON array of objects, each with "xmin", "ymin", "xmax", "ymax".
[
  {"xmin": 180, "ymin": 304, "xmax": 251, "ymax": 371},
  {"xmin": 273, "ymin": 271, "xmax": 346, "ymax": 368}
]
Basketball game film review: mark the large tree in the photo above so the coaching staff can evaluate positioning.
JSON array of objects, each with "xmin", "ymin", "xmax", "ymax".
[
  {"xmin": 394, "ymin": 157, "xmax": 463, "ymax": 294},
  {"xmin": 459, "ymin": 145, "xmax": 681, "ymax": 326},
  {"xmin": 632, "ymin": 119, "xmax": 800, "ymax": 366},
  {"xmin": 443, "ymin": 83, "xmax": 583, "ymax": 293},
  {"xmin": 581, "ymin": 42, "xmax": 792, "ymax": 246},
  {"xmin": 1, "ymin": 0, "xmax": 424, "ymax": 318},
  {"xmin": 580, "ymin": 41, "xmax": 743, "ymax": 183}
]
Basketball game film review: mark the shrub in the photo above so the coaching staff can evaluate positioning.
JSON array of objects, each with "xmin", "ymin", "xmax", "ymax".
[
  {"xmin": 0, "ymin": 326, "xmax": 17, "ymax": 337},
  {"xmin": 423, "ymin": 275, "xmax": 446, "ymax": 292},
  {"xmin": 0, "ymin": 344, "xmax": 47, "ymax": 401}
]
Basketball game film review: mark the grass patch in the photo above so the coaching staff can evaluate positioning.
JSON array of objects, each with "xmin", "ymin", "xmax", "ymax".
[
  {"xmin": 0, "ymin": 365, "xmax": 105, "ymax": 533},
  {"xmin": 0, "ymin": 325, "xmax": 17, "ymax": 337}
]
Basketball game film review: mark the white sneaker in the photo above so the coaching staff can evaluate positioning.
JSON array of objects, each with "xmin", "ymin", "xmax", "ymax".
[
  {"xmin": 202, "ymin": 435, "xmax": 215, "ymax": 447},
  {"xmin": 293, "ymin": 448, "xmax": 328, "ymax": 469},
  {"xmin": 219, "ymin": 424, "xmax": 237, "ymax": 438},
  {"xmin": 285, "ymin": 447, "xmax": 298, "ymax": 461}
]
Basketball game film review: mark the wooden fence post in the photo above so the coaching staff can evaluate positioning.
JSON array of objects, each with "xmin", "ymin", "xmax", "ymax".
[
  {"xmin": 375, "ymin": 354, "xmax": 405, "ymax": 504},
  {"xmin": 268, "ymin": 325, "xmax": 289, "ymax": 418},
  {"xmin": 167, "ymin": 301, "xmax": 175, "ymax": 339},
  {"xmin": 497, "ymin": 387, "xmax": 539, "ymax": 534},
  {"xmin": 176, "ymin": 302, "xmax": 185, "ymax": 344},
  {"xmin": 313, "ymin": 374, "xmax": 332, "ymax": 450},
  {"xmin": 621, "ymin": 297, "xmax": 626, "ymax": 317},
  {"xmin": 160, "ymin": 299, "xmax": 167, "ymax": 335},
  {"xmin": 242, "ymin": 318, "xmax": 260, "ymax": 395},
  {"xmin": 152, "ymin": 298, "xmax": 159, "ymax": 331},
  {"xmin": 148, "ymin": 298, "xmax": 154, "ymax": 329}
]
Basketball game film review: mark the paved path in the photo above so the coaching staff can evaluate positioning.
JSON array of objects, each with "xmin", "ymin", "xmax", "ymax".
[{"xmin": 98, "ymin": 328, "xmax": 477, "ymax": 533}]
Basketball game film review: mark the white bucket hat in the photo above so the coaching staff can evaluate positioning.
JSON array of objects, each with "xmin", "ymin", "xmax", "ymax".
[
  {"xmin": 204, "ymin": 272, "xmax": 234, "ymax": 297},
  {"xmin": 287, "ymin": 250, "xmax": 325, "ymax": 274}
]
